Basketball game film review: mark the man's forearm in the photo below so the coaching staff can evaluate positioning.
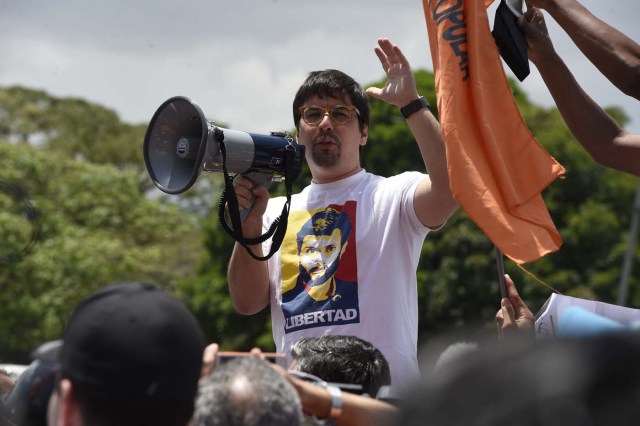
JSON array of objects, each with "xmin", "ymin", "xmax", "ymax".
[
  {"xmin": 293, "ymin": 379, "xmax": 397, "ymax": 426},
  {"xmin": 407, "ymin": 109, "xmax": 450, "ymax": 188},
  {"xmin": 544, "ymin": 0, "xmax": 640, "ymax": 99},
  {"xmin": 406, "ymin": 107, "xmax": 457, "ymax": 227},
  {"xmin": 534, "ymin": 48, "xmax": 634, "ymax": 172},
  {"xmin": 227, "ymin": 243, "xmax": 270, "ymax": 315}
]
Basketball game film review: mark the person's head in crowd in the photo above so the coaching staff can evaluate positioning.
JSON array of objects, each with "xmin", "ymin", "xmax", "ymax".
[
  {"xmin": 432, "ymin": 341, "xmax": 479, "ymax": 372},
  {"xmin": 290, "ymin": 335, "xmax": 391, "ymax": 397},
  {"xmin": 39, "ymin": 281, "xmax": 206, "ymax": 426},
  {"xmin": 193, "ymin": 356, "xmax": 303, "ymax": 426},
  {"xmin": 3, "ymin": 356, "xmax": 57, "ymax": 426},
  {"xmin": 394, "ymin": 333, "xmax": 640, "ymax": 426},
  {"xmin": 0, "ymin": 368, "xmax": 15, "ymax": 396}
]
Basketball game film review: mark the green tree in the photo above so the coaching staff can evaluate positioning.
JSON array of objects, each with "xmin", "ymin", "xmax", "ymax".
[
  {"xmin": 0, "ymin": 86, "xmax": 147, "ymax": 169},
  {"xmin": 0, "ymin": 142, "xmax": 205, "ymax": 361}
]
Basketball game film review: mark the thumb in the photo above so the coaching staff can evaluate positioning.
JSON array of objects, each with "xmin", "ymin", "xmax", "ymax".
[{"xmin": 365, "ymin": 86, "xmax": 384, "ymax": 100}]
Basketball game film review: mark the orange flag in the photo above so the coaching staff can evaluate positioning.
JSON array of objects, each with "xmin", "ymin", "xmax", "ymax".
[{"xmin": 423, "ymin": 0, "xmax": 565, "ymax": 264}]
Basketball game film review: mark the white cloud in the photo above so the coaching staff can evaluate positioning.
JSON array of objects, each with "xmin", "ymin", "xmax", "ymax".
[{"xmin": 1, "ymin": 0, "xmax": 639, "ymax": 135}]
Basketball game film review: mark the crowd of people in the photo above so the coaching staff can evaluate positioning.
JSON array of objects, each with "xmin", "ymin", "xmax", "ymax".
[
  {"xmin": 2, "ymin": 0, "xmax": 640, "ymax": 425},
  {"xmin": 4, "ymin": 279, "xmax": 640, "ymax": 426}
]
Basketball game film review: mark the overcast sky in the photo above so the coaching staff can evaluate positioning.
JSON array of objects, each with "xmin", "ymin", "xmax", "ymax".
[{"xmin": 2, "ymin": 0, "xmax": 639, "ymax": 136}]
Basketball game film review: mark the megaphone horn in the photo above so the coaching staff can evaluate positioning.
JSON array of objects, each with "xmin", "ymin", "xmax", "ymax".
[{"xmin": 143, "ymin": 96, "xmax": 305, "ymax": 194}]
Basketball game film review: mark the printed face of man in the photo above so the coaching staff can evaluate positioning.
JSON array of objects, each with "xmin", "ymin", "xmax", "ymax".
[{"xmin": 299, "ymin": 228, "xmax": 343, "ymax": 284}]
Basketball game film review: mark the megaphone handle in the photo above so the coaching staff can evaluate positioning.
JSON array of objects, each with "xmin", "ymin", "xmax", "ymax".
[{"xmin": 240, "ymin": 172, "xmax": 272, "ymax": 221}]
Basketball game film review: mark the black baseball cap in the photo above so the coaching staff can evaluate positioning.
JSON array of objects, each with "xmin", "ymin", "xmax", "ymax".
[{"xmin": 32, "ymin": 282, "xmax": 205, "ymax": 405}]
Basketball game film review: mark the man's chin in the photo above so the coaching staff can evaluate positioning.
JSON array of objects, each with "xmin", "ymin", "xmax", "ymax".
[{"xmin": 311, "ymin": 152, "xmax": 341, "ymax": 168}]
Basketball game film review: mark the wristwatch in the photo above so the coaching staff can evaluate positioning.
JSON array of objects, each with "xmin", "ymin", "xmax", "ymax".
[
  {"xmin": 400, "ymin": 96, "xmax": 430, "ymax": 119},
  {"xmin": 323, "ymin": 384, "xmax": 343, "ymax": 421}
]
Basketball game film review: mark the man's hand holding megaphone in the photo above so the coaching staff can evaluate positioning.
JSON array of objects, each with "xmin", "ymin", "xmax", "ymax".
[
  {"xmin": 143, "ymin": 96, "xmax": 306, "ymax": 261},
  {"xmin": 232, "ymin": 176, "xmax": 270, "ymax": 239}
]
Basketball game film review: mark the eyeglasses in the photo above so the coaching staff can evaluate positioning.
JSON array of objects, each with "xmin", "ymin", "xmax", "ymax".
[{"xmin": 299, "ymin": 105, "xmax": 360, "ymax": 126}]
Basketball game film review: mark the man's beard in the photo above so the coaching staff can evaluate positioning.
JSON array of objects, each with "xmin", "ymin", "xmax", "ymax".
[
  {"xmin": 312, "ymin": 148, "xmax": 341, "ymax": 168},
  {"xmin": 311, "ymin": 133, "xmax": 341, "ymax": 168}
]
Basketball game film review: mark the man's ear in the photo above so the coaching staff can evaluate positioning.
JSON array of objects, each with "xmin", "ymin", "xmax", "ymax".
[
  {"xmin": 360, "ymin": 126, "xmax": 368, "ymax": 146},
  {"xmin": 59, "ymin": 379, "xmax": 82, "ymax": 426}
]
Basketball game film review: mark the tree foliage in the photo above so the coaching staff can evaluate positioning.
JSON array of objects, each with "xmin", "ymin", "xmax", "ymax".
[
  {"xmin": 0, "ymin": 113, "xmax": 205, "ymax": 361},
  {"xmin": 0, "ymin": 86, "xmax": 147, "ymax": 168}
]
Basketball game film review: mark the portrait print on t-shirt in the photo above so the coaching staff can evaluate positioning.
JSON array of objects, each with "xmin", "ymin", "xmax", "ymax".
[{"xmin": 280, "ymin": 201, "xmax": 359, "ymax": 333}]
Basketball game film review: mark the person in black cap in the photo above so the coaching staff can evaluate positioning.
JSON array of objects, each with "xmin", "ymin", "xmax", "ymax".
[
  {"xmin": 37, "ymin": 281, "xmax": 205, "ymax": 426},
  {"xmin": 517, "ymin": 1, "xmax": 640, "ymax": 176}
]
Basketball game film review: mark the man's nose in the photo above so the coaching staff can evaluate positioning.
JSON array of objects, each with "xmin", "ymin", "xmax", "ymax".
[{"xmin": 318, "ymin": 113, "xmax": 333, "ymax": 131}]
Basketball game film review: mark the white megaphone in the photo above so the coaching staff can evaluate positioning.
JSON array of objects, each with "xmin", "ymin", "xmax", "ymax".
[{"xmin": 143, "ymin": 96, "xmax": 305, "ymax": 194}]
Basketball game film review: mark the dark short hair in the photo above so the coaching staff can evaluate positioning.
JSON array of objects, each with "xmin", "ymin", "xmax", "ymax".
[
  {"xmin": 292, "ymin": 69, "xmax": 369, "ymax": 132},
  {"xmin": 291, "ymin": 335, "xmax": 391, "ymax": 397}
]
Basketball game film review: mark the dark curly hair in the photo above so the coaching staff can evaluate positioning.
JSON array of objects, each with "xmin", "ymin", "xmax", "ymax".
[{"xmin": 292, "ymin": 69, "xmax": 369, "ymax": 132}]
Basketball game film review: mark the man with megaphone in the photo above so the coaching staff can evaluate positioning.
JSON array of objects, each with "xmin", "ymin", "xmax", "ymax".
[{"xmin": 227, "ymin": 38, "xmax": 458, "ymax": 392}]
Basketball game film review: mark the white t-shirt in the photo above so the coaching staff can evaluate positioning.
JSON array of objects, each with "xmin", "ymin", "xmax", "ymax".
[{"xmin": 263, "ymin": 169, "xmax": 434, "ymax": 389}]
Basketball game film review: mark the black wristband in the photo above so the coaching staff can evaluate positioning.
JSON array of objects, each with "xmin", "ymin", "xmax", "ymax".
[{"xmin": 400, "ymin": 96, "xmax": 430, "ymax": 119}]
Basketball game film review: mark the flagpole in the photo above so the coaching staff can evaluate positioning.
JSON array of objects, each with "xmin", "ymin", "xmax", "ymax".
[
  {"xmin": 496, "ymin": 246, "xmax": 507, "ymax": 299},
  {"xmin": 617, "ymin": 180, "xmax": 640, "ymax": 306}
]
